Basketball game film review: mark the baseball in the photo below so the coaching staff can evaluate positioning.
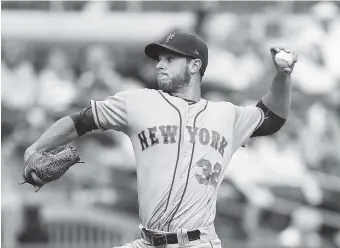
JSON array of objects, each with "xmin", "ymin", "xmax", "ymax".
[{"xmin": 275, "ymin": 51, "xmax": 294, "ymax": 68}]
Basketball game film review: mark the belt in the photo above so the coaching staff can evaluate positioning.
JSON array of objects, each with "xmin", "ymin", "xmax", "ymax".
[{"xmin": 141, "ymin": 228, "xmax": 201, "ymax": 246}]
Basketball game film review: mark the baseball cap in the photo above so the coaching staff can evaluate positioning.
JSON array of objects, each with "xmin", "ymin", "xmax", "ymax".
[{"xmin": 145, "ymin": 32, "xmax": 209, "ymax": 76}]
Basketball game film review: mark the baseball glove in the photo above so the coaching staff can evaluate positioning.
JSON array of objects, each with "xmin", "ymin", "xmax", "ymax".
[{"xmin": 21, "ymin": 145, "xmax": 83, "ymax": 191}]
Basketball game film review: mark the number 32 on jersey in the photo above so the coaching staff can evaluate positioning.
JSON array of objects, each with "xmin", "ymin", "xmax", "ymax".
[{"xmin": 195, "ymin": 159, "xmax": 222, "ymax": 187}]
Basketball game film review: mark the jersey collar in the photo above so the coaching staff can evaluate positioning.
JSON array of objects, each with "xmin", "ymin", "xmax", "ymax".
[{"xmin": 165, "ymin": 91, "xmax": 201, "ymax": 105}]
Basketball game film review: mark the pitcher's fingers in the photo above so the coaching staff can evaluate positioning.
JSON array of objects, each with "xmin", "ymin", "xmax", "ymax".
[
  {"xmin": 292, "ymin": 52, "xmax": 299, "ymax": 62},
  {"xmin": 31, "ymin": 172, "xmax": 46, "ymax": 185},
  {"xmin": 284, "ymin": 68, "xmax": 292, "ymax": 73},
  {"xmin": 270, "ymin": 47, "xmax": 280, "ymax": 54}
]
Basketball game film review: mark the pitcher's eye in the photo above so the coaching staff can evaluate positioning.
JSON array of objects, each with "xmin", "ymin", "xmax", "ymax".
[{"xmin": 158, "ymin": 55, "xmax": 175, "ymax": 63}]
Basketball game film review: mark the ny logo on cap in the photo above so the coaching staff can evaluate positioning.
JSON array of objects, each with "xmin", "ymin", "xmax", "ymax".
[{"xmin": 165, "ymin": 33, "xmax": 175, "ymax": 43}]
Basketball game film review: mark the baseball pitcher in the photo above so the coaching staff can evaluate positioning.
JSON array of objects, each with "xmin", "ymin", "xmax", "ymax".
[{"xmin": 23, "ymin": 32, "xmax": 298, "ymax": 248}]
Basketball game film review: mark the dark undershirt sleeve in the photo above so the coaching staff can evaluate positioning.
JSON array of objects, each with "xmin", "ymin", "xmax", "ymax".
[
  {"xmin": 70, "ymin": 107, "xmax": 98, "ymax": 136},
  {"xmin": 251, "ymin": 100, "xmax": 286, "ymax": 137}
]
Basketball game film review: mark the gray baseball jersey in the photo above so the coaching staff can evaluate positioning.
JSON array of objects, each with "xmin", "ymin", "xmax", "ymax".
[{"xmin": 91, "ymin": 88, "xmax": 264, "ymax": 232}]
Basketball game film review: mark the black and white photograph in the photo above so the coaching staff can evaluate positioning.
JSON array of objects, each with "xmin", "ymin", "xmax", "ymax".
[{"xmin": 1, "ymin": 1, "xmax": 340, "ymax": 248}]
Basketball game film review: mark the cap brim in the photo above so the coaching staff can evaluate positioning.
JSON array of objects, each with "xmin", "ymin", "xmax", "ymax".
[{"xmin": 145, "ymin": 43, "xmax": 191, "ymax": 60}]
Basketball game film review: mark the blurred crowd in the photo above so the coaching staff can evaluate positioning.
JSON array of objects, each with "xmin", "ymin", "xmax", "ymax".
[{"xmin": 2, "ymin": 1, "xmax": 340, "ymax": 248}]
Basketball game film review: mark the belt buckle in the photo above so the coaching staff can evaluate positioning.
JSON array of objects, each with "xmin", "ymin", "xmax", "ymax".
[{"xmin": 150, "ymin": 232, "xmax": 167, "ymax": 247}]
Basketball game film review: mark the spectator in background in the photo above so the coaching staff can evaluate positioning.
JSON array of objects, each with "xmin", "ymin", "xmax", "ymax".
[
  {"xmin": 310, "ymin": 1, "xmax": 340, "ymax": 81},
  {"xmin": 293, "ymin": 1, "xmax": 340, "ymax": 95},
  {"xmin": 1, "ymin": 40, "xmax": 38, "ymax": 113},
  {"xmin": 37, "ymin": 48, "xmax": 78, "ymax": 117},
  {"xmin": 279, "ymin": 207, "xmax": 323, "ymax": 248},
  {"xmin": 301, "ymin": 102, "xmax": 340, "ymax": 175},
  {"xmin": 77, "ymin": 44, "xmax": 116, "ymax": 102},
  {"xmin": 204, "ymin": 16, "xmax": 265, "ymax": 92},
  {"xmin": 17, "ymin": 205, "xmax": 49, "ymax": 245},
  {"xmin": 77, "ymin": 44, "xmax": 142, "ymax": 104}
]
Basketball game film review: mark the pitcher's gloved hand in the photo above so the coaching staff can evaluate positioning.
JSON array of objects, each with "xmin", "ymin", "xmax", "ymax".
[{"xmin": 21, "ymin": 145, "xmax": 83, "ymax": 191}]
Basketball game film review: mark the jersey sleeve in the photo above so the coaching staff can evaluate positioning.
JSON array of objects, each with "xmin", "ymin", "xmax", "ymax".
[
  {"xmin": 232, "ymin": 104, "xmax": 265, "ymax": 154},
  {"xmin": 90, "ymin": 90, "xmax": 131, "ymax": 133}
]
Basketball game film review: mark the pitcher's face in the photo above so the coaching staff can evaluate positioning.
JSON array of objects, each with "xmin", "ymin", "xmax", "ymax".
[{"xmin": 156, "ymin": 53, "xmax": 190, "ymax": 93}]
